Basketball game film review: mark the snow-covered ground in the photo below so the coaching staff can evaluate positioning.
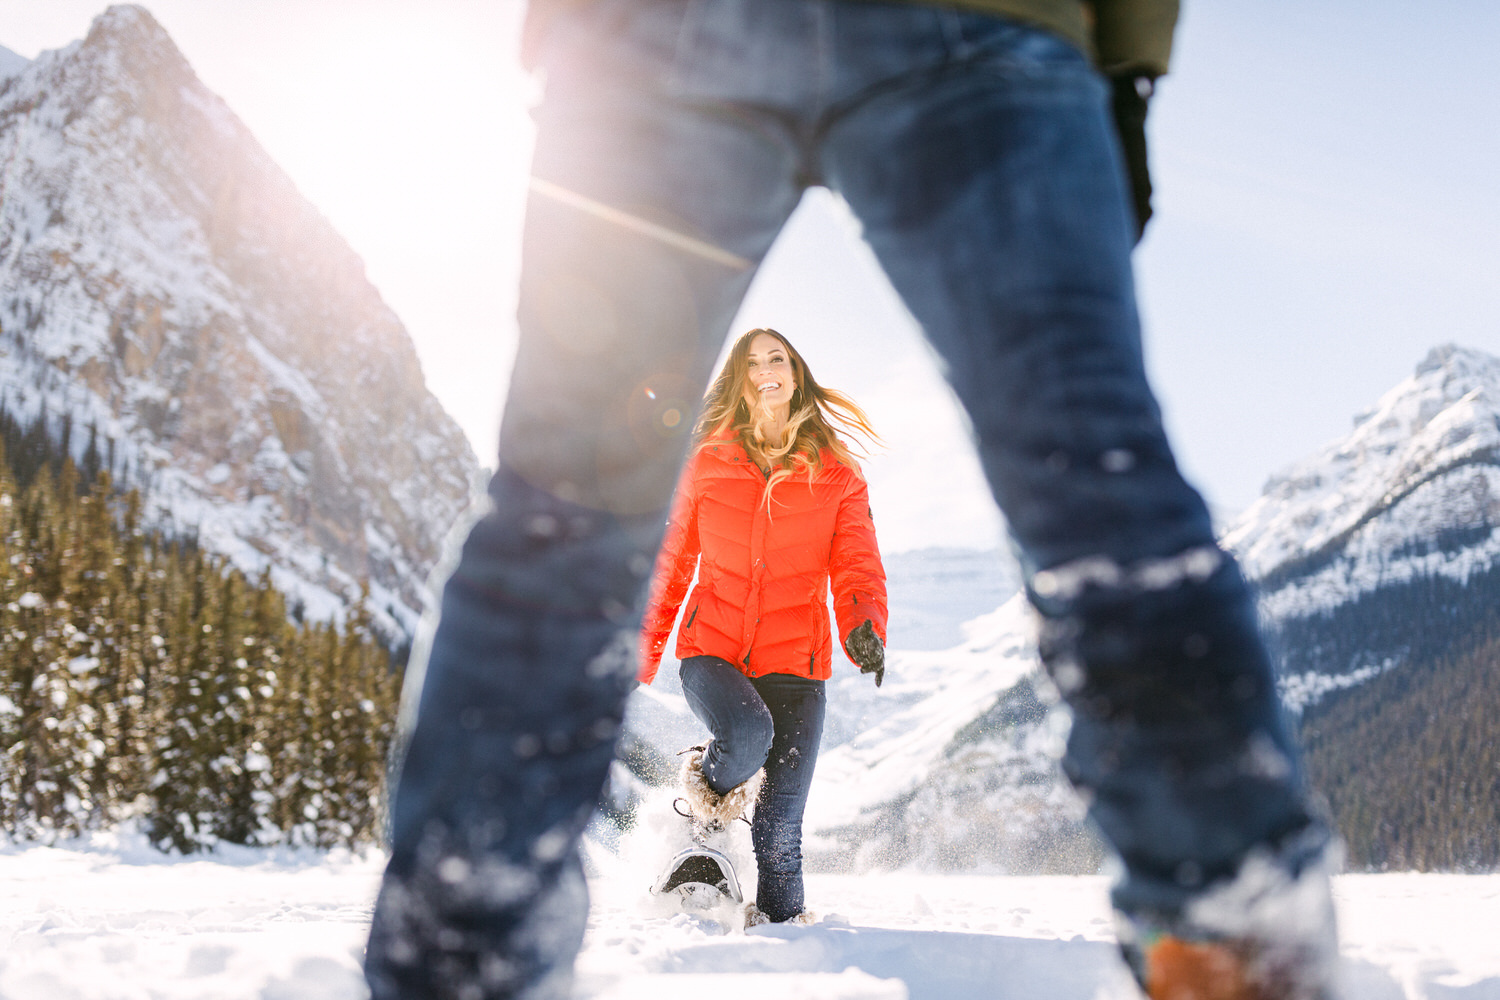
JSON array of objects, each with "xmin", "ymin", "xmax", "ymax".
[{"xmin": 2, "ymin": 828, "xmax": 1497, "ymax": 1000}]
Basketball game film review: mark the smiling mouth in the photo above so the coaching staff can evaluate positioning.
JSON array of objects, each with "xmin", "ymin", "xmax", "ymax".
[{"xmin": 757, "ymin": 381, "xmax": 782, "ymax": 392}]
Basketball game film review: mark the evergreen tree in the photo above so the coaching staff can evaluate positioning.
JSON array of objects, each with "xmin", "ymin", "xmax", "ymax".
[
  {"xmin": 4, "ymin": 462, "xmax": 92, "ymax": 834},
  {"xmin": 0, "ymin": 405, "xmax": 408, "ymax": 851},
  {"xmin": 322, "ymin": 590, "xmax": 402, "ymax": 846},
  {"xmin": 0, "ymin": 442, "xmax": 22, "ymax": 829},
  {"xmin": 244, "ymin": 571, "xmax": 291, "ymax": 841}
]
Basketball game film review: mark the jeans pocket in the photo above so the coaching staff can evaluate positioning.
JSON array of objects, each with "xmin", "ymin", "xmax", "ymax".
[
  {"xmin": 664, "ymin": 0, "xmax": 758, "ymax": 101},
  {"xmin": 954, "ymin": 12, "xmax": 1091, "ymax": 80},
  {"xmin": 660, "ymin": 0, "xmax": 814, "ymax": 107}
]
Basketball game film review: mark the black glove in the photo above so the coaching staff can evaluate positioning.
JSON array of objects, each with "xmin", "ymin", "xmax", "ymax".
[
  {"xmin": 845, "ymin": 619, "xmax": 885, "ymax": 688},
  {"xmin": 1109, "ymin": 73, "xmax": 1156, "ymax": 244}
]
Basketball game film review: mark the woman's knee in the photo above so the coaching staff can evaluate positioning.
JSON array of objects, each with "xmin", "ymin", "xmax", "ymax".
[
  {"xmin": 680, "ymin": 657, "xmax": 774, "ymax": 787},
  {"xmin": 711, "ymin": 702, "xmax": 774, "ymax": 785}
]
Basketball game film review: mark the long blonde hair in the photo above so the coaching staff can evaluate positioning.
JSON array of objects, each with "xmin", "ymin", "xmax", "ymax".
[{"xmin": 695, "ymin": 329, "xmax": 879, "ymax": 501}]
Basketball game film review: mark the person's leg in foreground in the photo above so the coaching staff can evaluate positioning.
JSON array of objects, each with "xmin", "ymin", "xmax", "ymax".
[
  {"xmin": 363, "ymin": 3, "xmax": 805, "ymax": 997},
  {"xmin": 817, "ymin": 10, "xmax": 1341, "ymax": 999}
]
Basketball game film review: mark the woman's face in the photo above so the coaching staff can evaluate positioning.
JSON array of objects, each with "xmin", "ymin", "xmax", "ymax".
[{"xmin": 743, "ymin": 333, "xmax": 797, "ymax": 413}]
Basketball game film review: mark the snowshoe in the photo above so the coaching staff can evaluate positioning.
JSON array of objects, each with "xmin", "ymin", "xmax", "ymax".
[{"xmin": 651, "ymin": 844, "xmax": 743, "ymax": 910}]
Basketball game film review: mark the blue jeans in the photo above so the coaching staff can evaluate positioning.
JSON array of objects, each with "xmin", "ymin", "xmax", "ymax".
[
  {"xmin": 680, "ymin": 656, "xmax": 827, "ymax": 922},
  {"xmin": 365, "ymin": 1, "xmax": 1326, "ymax": 996}
]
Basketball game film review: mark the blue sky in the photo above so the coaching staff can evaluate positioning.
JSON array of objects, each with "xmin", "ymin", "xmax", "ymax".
[
  {"xmin": 3, "ymin": 0, "xmax": 1496, "ymax": 550},
  {"xmin": 1138, "ymin": 0, "xmax": 1500, "ymax": 510}
]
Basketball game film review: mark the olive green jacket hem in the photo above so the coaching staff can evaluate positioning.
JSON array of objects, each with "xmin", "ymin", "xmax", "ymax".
[
  {"xmin": 522, "ymin": 0, "xmax": 1178, "ymax": 78},
  {"xmin": 868, "ymin": 0, "xmax": 1178, "ymax": 76}
]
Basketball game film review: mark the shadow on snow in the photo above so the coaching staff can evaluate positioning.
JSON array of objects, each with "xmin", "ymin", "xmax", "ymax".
[{"xmin": 642, "ymin": 925, "xmax": 1469, "ymax": 1000}]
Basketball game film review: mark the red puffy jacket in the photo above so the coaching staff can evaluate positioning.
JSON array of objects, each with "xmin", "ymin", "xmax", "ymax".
[{"xmin": 638, "ymin": 438, "xmax": 887, "ymax": 684}]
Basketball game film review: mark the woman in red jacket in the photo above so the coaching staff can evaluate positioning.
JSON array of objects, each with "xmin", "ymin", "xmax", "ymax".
[{"xmin": 639, "ymin": 328, "xmax": 888, "ymax": 924}]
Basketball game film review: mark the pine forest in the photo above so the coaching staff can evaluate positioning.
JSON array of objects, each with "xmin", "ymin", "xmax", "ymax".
[
  {"xmin": 0, "ymin": 409, "xmax": 403, "ymax": 853},
  {"xmin": 1265, "ymin": 566, "xmax": 1500, "ymax": 872}
]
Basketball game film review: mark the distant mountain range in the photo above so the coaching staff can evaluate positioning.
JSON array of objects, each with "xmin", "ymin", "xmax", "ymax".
[{"xmin": 0, "ymin": 6, "xmax": 481, "ymax": 638}]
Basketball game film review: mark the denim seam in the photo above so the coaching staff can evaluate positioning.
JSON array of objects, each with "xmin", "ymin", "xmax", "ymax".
[
  {"xmin": 935, "ymin": 7, "xmax": 971, "ymax": 61},
  {"xmin": 811, "ymin": 0, "xmax": 833, "ymax": 121}
]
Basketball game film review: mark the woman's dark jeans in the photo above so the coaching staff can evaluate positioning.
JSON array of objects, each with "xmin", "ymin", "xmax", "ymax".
[{"xmin": 680, "ymin": 655, "xmax": 826, "ymax": 922}]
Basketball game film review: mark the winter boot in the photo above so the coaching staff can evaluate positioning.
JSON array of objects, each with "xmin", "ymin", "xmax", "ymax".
[
  {"xmin": 679, "ymin": 744, "xmax": 764, "ymax": 843},
  {"xmin": 744, "ymin": 903, "xmax": 816, "ymax": 928},
  {"xmin": 1114, "ymin": 835, "xmax": 1344, "ymax": 1000}
]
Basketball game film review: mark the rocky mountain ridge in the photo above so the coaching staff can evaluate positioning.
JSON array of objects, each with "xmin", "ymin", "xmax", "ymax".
[
  {"xmin": 1227, "ymin": 344, "xmax": 1500, "ymax": 606},
  {"xmin": 1223, "ymin": 344, "xmax": 1500, "ymax": 707},
  {"xmin": 0, "ymin": 6, "xmax": 481, "ymax": 634}
]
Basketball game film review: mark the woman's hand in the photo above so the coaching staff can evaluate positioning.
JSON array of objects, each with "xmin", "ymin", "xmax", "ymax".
[{"xmin": 845, "ymin": 619, "xmax": 885, "ymax": 687}]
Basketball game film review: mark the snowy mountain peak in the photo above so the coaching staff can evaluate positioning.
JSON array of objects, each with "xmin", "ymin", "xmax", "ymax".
[
  {"xmin": 0, "ymin": 8, "xmax": 482, "ymax": 635},
  {"xmin": 84, "ymin": 4, "xmax": 179, "ymax": 62},
  {"xmin": 1224, "ymin": 343, "xmax": 1500, "ymax": 588},
  {"xmin": 1413, "ymin": 342, "xmax": 1500, "ymax": 382},
  {"xmin": 15, "ymin": 6, "xmax": 188, "ymax": 111},
  {"xmin": 0, "ymin": 45, "xmax": 28, "ymax": 82}
]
